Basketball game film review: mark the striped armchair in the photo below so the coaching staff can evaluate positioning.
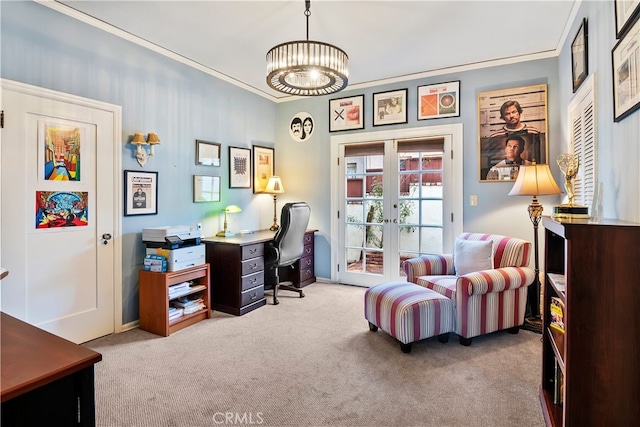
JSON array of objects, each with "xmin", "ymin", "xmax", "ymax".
[{"xmin": 403, "ymin": 233, "xmax": 535, "ymax": 345}]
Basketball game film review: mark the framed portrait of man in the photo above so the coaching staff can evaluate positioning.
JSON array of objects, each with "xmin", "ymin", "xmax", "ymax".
[{"xmin": 477, "ymin": 84, "xmax": 548, "ymax": 182}]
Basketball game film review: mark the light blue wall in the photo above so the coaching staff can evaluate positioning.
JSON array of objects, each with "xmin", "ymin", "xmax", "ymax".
[{"xmin": 3, "ymin": 1, "xmax": 638, "ymax": 325}]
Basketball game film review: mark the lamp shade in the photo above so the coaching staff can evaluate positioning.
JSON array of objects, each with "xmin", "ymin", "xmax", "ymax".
[
  {"xmin": 131, "ymin": 132, "xmax": 146, "ymax": 145},
  {"xmin": 508, "ymin": 164, "xmax": 562, "ymax": 197},
  {"xmin": 147, "ymin": 133, "xmax": 161, "ymax": 144},
  {"xmin": 223, "ymin": 205, "xmax": 242, "ymax": 214},
  {"xmin": 265, "ymin": 176, "xmax": 285, "ymax": 194}
]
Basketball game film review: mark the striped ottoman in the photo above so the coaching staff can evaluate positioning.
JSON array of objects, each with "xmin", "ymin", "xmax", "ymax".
[{"xmin": 364, "ymin": 281, "xmax": 455, "ymax": 353}]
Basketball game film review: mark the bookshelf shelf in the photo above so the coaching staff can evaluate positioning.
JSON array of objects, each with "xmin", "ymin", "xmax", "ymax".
[
  {"xmin": 540, "ymin": 217, "xmax": 640, "ymax": 426},
  {"xmin": 139, "ymin": 264, "xmax": 211, "ymax": 336}
]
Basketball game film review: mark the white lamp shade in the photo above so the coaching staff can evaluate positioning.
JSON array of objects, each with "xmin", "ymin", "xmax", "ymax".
[
  {"xmin": 265, "ymin": 176, "xmax": 285, "ymax": 194},
  {"xmin": 509, "ymin": 164, "xmax": 563, "ymax": 197}
]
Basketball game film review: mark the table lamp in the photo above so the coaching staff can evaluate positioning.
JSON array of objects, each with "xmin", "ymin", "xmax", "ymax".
[
  {"xmin": 508, "ymin": 163, "xmax": 562, "ymax": 333},
  {"xmin": 265, "ymin": 176, "xmax": 285, "ymax": 231},
  {"xmin": 216, "ymin": 205, "xmax": 242, "ymax": 237}
]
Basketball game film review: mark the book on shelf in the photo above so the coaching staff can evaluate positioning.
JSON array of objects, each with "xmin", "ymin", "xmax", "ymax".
[
  {"xmin": 550, "ymin": 296, "xmax": 565, "ymax": 333},
  {"xmin": 553, "ymin": 358, "xmax": 564, "ymax": 405},
  {"xmin": 547, "ymin": 273, "xmax": 565, "ymax": 294}
]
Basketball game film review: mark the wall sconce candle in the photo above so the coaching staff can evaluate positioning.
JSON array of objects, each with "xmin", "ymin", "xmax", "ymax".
[{"xmin": 129, "ymin": 132, "xmax": 161, "ymax": 166}]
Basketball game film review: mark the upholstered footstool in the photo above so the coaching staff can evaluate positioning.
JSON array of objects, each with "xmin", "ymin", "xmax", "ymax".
[{"xmin": 364, "ymin": 281, "xmax": 455, "ymax": 353}]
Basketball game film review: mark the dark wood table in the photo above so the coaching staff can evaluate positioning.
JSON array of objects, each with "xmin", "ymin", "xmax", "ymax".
[{"xmin": 1, "ymin": 312, "xmax": 102, "ymax": 426}]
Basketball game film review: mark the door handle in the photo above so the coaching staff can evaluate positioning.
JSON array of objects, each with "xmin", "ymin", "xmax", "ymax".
[{"xmin": 102, "ymin": 233, "xmax": 112, "ymax": 245}]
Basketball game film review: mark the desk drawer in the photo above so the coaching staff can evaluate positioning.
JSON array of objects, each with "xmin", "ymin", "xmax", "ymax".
[
  {"xmin": 241, "ymin": 257, "xmax": 264, "ymax": 276},
  {"xmin": 302, "ymin": 243, "xmax": 313, "ymax": 258},
  {"xmin": 242, "ymin": 243, "xmax": 264, "ymax": 260},
  {"xmin": 241, "ymin": 271, "xmax": 264, "ymax": 292},
  {"xmin": 299, "ymin": 256, "xmax": 315, "ymax": 282},
  {"xmin": 241, "ymin": 285, "xmax": 264, "ymax": 307}
]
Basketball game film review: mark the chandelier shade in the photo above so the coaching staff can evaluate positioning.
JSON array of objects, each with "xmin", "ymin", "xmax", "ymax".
[{"xmin": 266, "ymin": 1, "xmax": 348, "ymax": 96}]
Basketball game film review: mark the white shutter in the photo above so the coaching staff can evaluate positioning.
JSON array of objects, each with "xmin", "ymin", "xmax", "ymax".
[{"xmin": 568, "ymin": 75, "xmax": 596, "ymax": 208}]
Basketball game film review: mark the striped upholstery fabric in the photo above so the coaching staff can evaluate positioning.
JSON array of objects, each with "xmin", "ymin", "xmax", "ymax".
[
  {"xmin": 402, "ymin": 233, "xmax": 534, "ymax": 340},
  {"xmin": 364, "ymin": 282, "xmax": 455, "ymax": 345}
]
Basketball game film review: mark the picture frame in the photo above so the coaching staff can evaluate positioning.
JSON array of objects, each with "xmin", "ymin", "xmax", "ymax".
[
  {"xmin": 193, "ymin": 175, "xmax": 220, "ymax": 202},
  {"xmin": 612, "ymin": 16, "xmax": 640, "ymax": 122},
  {"xmin": 477, "ymin": 84, "xmax": 548, "ymax": 182},
  {"xmin": 252, "ymin": 145, "xmax": 274, "ymax": 194},
  {"xmin": 289, "ymin": 112, "xmax": 315, "ymax": 142},
  {"xmin": 373, "ymin": 89, "xmax": 408, "ymax": 126},
  {"xmin": 124, "ymin": 170, "xmax": 158, "ymax": 216},
  {"xmin": 417, "ymin": 81, "xmax": 460, "ymax": 120},
  {"xmin": 329, "ymin": 94, "xmax": 365, "ymax": 132},
  {"xmin": 228, "ymin": 146, "xmax": 251, "ymax": 189},
  {"xmin": 615, "ymin": 0, "xmax": 640, "ymax": 38},
  {"xmin": 195, "ymin": 139, "xmax": 221, "ymax": 166},
  {"xmin": 571, "ymin": 19, "xmax": 588, "ymax": 93}
]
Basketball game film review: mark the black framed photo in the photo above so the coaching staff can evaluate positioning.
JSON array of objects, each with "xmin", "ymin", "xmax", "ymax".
[
  {"xmin": 193, "ymin": 175, "xmax": 220, "ymax": 202},
  {"xmin": 373, "ymin": 89, "xmax": 408, "ymax": 126},
  {"xmin": 252, "ymin": 145, "xmax": 274, "ymax": 193},
  {"xmin": 571, "ymin": 19, "xmax": 588, "ymax": 93},
  {"xmin": 228, "ymin": 146, "xmax": 251, "ymax": 189},
  {"xmin": 196, "ymin": 139, "xmax": 221, "ymax": 166},
  {"xmin": 124, "ymin": 170, "xmax": 158, "ymax": 216},
  {"xmin": 615, "ymin": 0, "xmax": 640, "ymax": 38},
  {"xmin": 418, "ymin": 81, "xmax": 460, "ymax": 120},
  {"xmin": 612, "ymin": 15, "xmax": 640, "ymax": 122},
  {"xmin": 329, "ymin": 94, "xmax": 365, "ymax": 132}
]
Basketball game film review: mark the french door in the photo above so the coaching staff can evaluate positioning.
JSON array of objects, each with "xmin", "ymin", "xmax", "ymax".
[{"xmin": 331, "ymin": 125, "xmax": 463, "ymax": 287}]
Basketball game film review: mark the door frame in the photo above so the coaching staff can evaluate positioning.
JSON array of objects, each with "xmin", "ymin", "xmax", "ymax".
[
  {"xmin": 0, "ymin": 78, "xmax": 124, "ymax": 334},
  {"xmin": 330, "ymin": 124, "xmax": 464, "ymax": 284}
]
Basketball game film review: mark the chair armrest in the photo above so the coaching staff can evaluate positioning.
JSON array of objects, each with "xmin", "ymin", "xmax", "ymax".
[
  {"xmin": 403, "ymin": 254, "xmax": 455, "ymax": 283},
  {"xmin": 458, "ymin": 267, "xmax": 535, "ymax": 296}
]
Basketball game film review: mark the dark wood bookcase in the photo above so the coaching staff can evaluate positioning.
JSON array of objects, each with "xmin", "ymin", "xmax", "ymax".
[{"xmin": 540, "ymin": 217, "xmax": 640, "ymax": 426}]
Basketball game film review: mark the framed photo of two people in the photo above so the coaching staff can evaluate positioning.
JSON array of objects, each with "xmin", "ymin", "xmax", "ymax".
[{"xmin": 477, "ymin": 84, "xmax": 548, "ymax": 182}]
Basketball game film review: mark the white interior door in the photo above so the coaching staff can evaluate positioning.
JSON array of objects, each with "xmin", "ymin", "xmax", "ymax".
[{"xmin": 0, "ymin": 80, "xmax": 121, "ymax": 344}]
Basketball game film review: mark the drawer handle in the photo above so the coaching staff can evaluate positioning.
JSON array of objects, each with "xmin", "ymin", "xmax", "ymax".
[
  {"xmin": 250, "ymin": 263, "xmax": 258, "ymax": 270},
  {"xmin": 305, "ymin": 248, "xmax": 312, "ymax": 254},
  {"xmin": 250, "ymin": 277, "xmax": 257, "ymax": 284},
  {"xmin": 305, "ymin": 269, "xmax": 312, "ymax": 274},
  {"xmin": 250, "ymin": 292, "xmax": 257, "ymax": 300},
  {"xmin": 250, "ymin": 248, "xmax": 257, "ymax": 254},
  {"xmin": 305, "ymin": 259, "xmax": 312, "ymax": 266}
]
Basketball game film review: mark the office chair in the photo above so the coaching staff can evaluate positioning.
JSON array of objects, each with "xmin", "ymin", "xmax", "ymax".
[{"xmin": 264, "ymin": 202, "xmax": 311, "ymax": 305}]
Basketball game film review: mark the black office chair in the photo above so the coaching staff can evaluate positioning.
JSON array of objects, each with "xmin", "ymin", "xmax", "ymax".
[{"xmin": 264, "ymin": 202, "xmax": 311, "ymax": 305}]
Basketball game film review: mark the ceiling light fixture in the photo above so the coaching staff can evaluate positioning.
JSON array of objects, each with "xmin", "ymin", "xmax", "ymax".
[{"xmin": 266, "ymin": 0, "xmax": 348, "ymax": 96}]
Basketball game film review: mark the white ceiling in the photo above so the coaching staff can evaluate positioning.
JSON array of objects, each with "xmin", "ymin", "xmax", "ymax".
[{"xmin": 51, "ymin": 0, "xmax": 578, "ymax": 100}]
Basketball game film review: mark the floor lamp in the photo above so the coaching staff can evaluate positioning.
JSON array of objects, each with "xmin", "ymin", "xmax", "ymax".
[
  {"xmin": 508, "ymin": 163, "xmax": 562, "ymax": 333},
  {"xmin": 265, "ymin": 176, "xmax": 285, "ymax": 231}
]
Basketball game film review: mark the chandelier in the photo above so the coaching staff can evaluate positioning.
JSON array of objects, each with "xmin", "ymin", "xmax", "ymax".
[{"xmin": 266, "ymin": 0, "xmax": 348, "ymax": 96}]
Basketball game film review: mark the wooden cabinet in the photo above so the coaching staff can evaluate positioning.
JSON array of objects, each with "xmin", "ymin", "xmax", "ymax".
[
  {"xmin": 279, "ymin": 229, "xmax": 317, "ymax": 288},
  {"xmin": 138, "ymin": 264, "xmax": 211, "ymax": 336},
  {"xmin": 540, "ymin": 217, "xmax": 640, "ymax": 426}
]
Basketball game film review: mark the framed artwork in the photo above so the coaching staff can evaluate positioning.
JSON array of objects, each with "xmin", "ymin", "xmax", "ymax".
[
  {"xmin": 289, "ymin": 112, "xmax": 315, "ymax": 142},
  {"xmin": 418, "ymin": 81, "xmax": 460, "ymax": 120},
  {"xmin": 193, "ymin": 175, "xmax": 220, "ymax": 202},
  {"xmin": 612, "ymin": 15, "xmax": 640, "ymax": 122},
  {"xmin": 228, "ymin": 146, "xmax": 251, "ymax": 188},
  {"xmin": 252, "ymin": 145, "xmax": 274, "ymax": 193},
  {"xmin": 615, "ymin": 0, "xmax": 640, "ymax": 38},
  {"xmin": 39, "ymin": 120, "xmax": 84, "ymax": 182},
  {"xmin": 196, "ymin": 139, "xmax": 221, "ymax": 166},
  {"xmin": 329, "ymin": 94, "xmax": 365, "ymax": 132},
  {"xmin": 571, "ymin": 19, "xmax": 588, "ymax": 93},
  {"xmin": 124, "ymin": 170, "xmax": 158, "ymax": 216},
  {"xmin": 35, "ymin": 191, "xmax": 89, "ymax": 228},
  {"xmin": 477, "ymin": 84, "xmax": 548, "ymax": 182},
  {"xmin": 373, "ymin": 89, "xmax": 408, "ymax": 126}
]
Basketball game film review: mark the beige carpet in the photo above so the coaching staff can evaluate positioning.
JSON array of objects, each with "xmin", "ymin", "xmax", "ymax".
[{"xmin": 85, "ymin": 282, "xmax": 544, "ymax": 427}]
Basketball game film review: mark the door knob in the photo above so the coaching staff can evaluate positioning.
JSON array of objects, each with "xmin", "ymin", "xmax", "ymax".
[{"xmin": 102, "ymin": 233, "xmax": 112, "ymax": 245}]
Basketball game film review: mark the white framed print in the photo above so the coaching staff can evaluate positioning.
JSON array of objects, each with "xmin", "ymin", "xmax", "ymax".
[{"xmin": 418, "ymin": 81, "xmax": 460, "ymax": 120}]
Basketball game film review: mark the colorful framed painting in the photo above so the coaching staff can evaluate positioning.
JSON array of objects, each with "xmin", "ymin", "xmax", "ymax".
[
  {"xmin": 124, "ymin": 170, "xmax": 158, "ymax": 216},
  {"xmin": 418, "ymin": 81, "xmax": 460, "ymax": 120},
  {"xmin": 477, "ymin": 84, "xmax": 548, "ymax": 182},
  {"xmin": 252, "ymin": 145, "xmax": 274, "ymax": 193},
  {"xmin": 193, "ymin": 175, "xmax": 220, "ymax": 202},
  {"xmin": 571, "ymin": 19, "xmax": 588, "ymax": 93},
  {"xmin": 229, "ymin": 146, "xmax": 251, "ymax": 189},
  {"xmin": 40, "ymin": 120, "xmax": 83, "ymax": 181},
  {"xmin": 373, "ymin": 89, "xmax": 408, "ymax": 126},
  {"xmin": 329, "ymin": 95, "xmax": 365, "ymax": 132},
  {"xmin": 196, "ymin": 139, "xmax": 221, "ymax": 166},
  {"xmin": 35, "ymin": 191, "xmax": 88, "ymax": 228},
  {"xmin": 612, "ymin": 15, "xmax": 640, "ymax": 122}
]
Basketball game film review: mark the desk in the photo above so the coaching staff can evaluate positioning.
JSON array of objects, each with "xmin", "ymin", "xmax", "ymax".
[
  {"xmin": 1, "ymin": 312, "xmax": 102, "ymax": 426},
  {"xmin": 203, "ymin": 229, "xmax": 316, "ymax": 315}
]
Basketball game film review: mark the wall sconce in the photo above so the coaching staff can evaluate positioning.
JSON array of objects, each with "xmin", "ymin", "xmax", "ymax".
[
  {"xmin": 130, "ymin": 132, "xmax": 161, "ymax": 166},
  {"xmin": 216, "ymin": 205, "xmax": 242, "ymax": 237},
  {"xmin": 265, "ymin": 176, "xmax": 285, "ymax": 231}
]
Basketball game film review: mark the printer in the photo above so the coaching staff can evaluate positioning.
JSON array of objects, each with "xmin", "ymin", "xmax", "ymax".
[{"xmin": 142, "ymin": 225, "xmax": 205, "ymax": 272}]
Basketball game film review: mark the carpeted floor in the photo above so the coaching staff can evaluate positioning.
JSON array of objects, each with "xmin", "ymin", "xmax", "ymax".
[{"xmin": 85, "ymin": 282, "xmax": 544, "ymax": 427}]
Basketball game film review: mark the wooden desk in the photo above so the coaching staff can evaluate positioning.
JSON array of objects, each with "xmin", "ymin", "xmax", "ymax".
[
  {"xmin": 203, "ymin": 229, "xmax": 316, "ymax": 315},
  {"xmin": 1, "ymin": 312, "xmax": 102, "ymax": 426}
]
